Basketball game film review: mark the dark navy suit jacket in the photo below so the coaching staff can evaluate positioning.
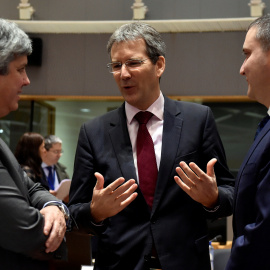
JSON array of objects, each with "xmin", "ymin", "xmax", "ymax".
[
  {"xmin": 69, "ymin": 96, "xmax": 235, "ymax": 270},
  {"xmin": 226, "ymin": 117, "xmax": 270, "ymax": 270}
]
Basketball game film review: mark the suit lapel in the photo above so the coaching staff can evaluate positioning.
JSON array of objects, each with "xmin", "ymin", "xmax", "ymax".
[
  {"xmin": 152, "ymin": 97, "xmax": 183, "ymax": 213},
  {"xmin": 108, "ymin": 104, "xmax": 137, "ymax": 182}
]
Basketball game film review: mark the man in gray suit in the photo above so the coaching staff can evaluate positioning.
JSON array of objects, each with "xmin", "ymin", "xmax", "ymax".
[{"xmin": 0, "ymin": 18, "xmax": 69, "ymax": 269}]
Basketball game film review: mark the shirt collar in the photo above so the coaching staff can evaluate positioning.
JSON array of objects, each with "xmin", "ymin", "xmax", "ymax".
[
  {"xmin": 42, "ymin": 162, "xmax": 55, "ymax": 169},
  {"xmin": 125, "ymin": 92, "xmax": 164, "ymax": 124}
]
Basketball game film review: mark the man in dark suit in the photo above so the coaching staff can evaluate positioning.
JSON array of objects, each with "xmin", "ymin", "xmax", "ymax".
[
  {"xmin": 68, "ymin": 22, "xmax": 234, "ymax": 270},
  {"xmin": 41, "ymin": 135, "xmax": 69, "ymax": 189},
  {"xmin": 224, "ymin": 15, "xmax": 270, "ymax": 270},
  {"xmin": 0, "ymin": 18, "xmax": 69, "ymax": 269}
]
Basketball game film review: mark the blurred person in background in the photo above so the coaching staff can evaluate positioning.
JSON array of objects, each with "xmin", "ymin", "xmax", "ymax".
[
  {"xmin": 41, "ymin": 135, "xmax": 69, "ymax": 190},
  {"xmin": 41, "ymin": 135, "xmax": 70, "ymax": 202},
  {"xmin": 15, "ymin": 132, "xmax": 47, "ymax": 186}
]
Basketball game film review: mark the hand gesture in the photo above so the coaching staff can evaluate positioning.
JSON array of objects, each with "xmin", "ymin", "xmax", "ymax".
[
  {"xmin": 174, "ymin": 158, "xmax": 218, "ymax": 208},
  {"xmin": 90, "ymin": 172, "xmax": 138, "ymax": 223}
]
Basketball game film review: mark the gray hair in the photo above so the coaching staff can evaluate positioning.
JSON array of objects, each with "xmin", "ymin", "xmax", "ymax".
[
  {"xmin": 248, "ymin": 14, "xmax": 270, "ymax": 51},
  {"xmin": 0, "ymin": 18, "xmax": 32, "ymax": 75},
  {"xmin": 44, "ymin": 135, "xmax": 62, "ymax": 151},
  {"xmin": 107, "ymin": 22, "xmax": 166, "ymax": 64}
]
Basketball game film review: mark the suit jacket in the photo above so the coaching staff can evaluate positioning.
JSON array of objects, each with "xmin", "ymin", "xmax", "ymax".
[
  {"xmin": 68, "ymin": 97, "xmax": 235, "ymax": 270},
  {"xmin": 0, "ymin": 138, "xmax": 67, "ymax": 270},
  {"xmin": 41, "ymin": 162, "xmax": 69, "ymax": 190},
  {"xmin": 55, "ymin": 162, "xmax": 69, "ymax": 181},
  {"xmin": 225, "ymin": 118, "xmax": 270, "ymax": 270}
]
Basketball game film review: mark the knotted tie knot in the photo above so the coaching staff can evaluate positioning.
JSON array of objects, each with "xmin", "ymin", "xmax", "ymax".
[{"xmin": 135, "ymin": 111, "xmax": 153, "ymax": 125}]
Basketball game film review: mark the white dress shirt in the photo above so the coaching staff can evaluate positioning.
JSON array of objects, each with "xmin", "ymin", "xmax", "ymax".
[{"xmin": 41, "ymin": 162, "xmax": 60, "ymax": 190}]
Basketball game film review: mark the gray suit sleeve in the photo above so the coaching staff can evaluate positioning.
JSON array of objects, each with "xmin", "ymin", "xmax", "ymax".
[{"xmin": 0, "ymin": 148, "xmax": 65, "ymax": 260}]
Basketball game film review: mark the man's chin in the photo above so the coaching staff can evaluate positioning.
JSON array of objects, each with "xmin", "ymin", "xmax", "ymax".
[
  {"xmin": 247, "ymin": 88, "xmax": 254, "ymax": 100},
  {"xmin": 12, "ymin": 103, "xmax": 19, "ymax": 112}
]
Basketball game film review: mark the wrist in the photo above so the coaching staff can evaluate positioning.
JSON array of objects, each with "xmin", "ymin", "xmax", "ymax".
[{"xmin": 43, "ymin": 201, "xmax": 70, "ymax": 221}]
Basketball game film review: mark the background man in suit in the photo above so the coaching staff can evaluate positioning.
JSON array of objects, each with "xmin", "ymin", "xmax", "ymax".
[
  {"xmin": 68, "ymin": 22, "xmax": 235, "ymax": 270},
  {"xmin": 41, "ymin": 135, "xmax": 69, "ymax": 191},
  {"xmin": 0, "ymin": 18, "xmax": 69, "ymax": 269},
  {"xmin": 224, "ymin": 14, "xmax": 270, "ymax": 269}
]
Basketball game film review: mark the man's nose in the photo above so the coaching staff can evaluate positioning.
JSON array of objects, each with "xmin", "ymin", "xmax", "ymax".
[{"xmin": 120, "ymin": 64, "xmax": 131, "ymax": 79}]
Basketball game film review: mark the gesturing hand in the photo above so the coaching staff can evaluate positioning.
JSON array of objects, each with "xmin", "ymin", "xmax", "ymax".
[
  {"xmin": 90, "ymin": 172, "xmax": 138, "ymax": 223},
  {"xmin": 174, "ymin": 158, "xmax": 218, "ymax": 208}
]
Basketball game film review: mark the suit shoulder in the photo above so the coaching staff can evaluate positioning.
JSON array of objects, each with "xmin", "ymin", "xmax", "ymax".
[
  {"xmin": 167, "ymin": 98, "xmax": 210, "ymax": 114},
  {"xmin": 82, "ymin": 105, "xmax": 123, "ymax": 129},
  {"xmin": 56, "ymin": 162, "xmax": 67, "ymax": 170},
  {"xmin": 178, "ymin": 100, "xmax": 209, "ymax": 111}
]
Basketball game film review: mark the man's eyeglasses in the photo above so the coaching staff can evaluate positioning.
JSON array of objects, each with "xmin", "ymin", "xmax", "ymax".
[{"xmin": 107, "ymin": 58, "xmax": 150, "ymax": 74}]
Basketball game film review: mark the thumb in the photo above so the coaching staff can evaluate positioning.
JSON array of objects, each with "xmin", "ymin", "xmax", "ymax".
[
  {"xmin": 206, "ymin": 158, "xmax": 217, "ymax": 177},
  {"xmin": 94, "ymin": 172, "xmax": 104, "ymax": 190}
]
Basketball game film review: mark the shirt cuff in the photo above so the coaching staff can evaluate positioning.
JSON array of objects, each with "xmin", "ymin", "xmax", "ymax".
[{"xmin": 43, "ymin": 200, "xmax": 70, "ymax": 221}]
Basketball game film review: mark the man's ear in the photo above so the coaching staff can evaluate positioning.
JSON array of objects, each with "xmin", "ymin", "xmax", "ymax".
[{"xmin": 156, "ymin": 56, "xmax": 165, "ymax": 78}]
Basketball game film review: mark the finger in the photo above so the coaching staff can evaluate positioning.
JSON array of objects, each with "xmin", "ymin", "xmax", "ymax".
[
  {"xmin": 119, "ymin": 192, "xmax": 138, "ymax": 209},
  {"xmin": 45, "ymin": 230, "xmax": 64, "ymax": 253},
  {"xmin": 179, "ymin": 161, "xmax": 199, "ymax": 181},
  {"xmin": 115, "ymin": 182, "xmax": 138, "ymax": 200},
  {"xmin": 107, "ymin": 177, "xmax": 126, "ymax": 192},
  {"xmin": 94, "ymin": 172, "xmax": 105, "ymax": 190},
  {"xmin": 187, "ymin": 162, "xmax": 205, "ymax": 180},
  {"xmin": 174, "ymin": 175, "xmax": 192, "ymax": 192},
  {"xmin": 113, "ymin": 179, "xmax": 136, "ymax": 198},
  {"xmin": 41, "ymin": 212, "xmax": 53, "ymax": 236},
  {"xmin": 45, "ymin": 220, "xmax": 66, "ymax": 253},
  {"xmin": 176, "ymin": 165, "xmax": 196, "ymax": 185},
  {"xmin": 206, "ymin": 158, "xmax": 217, "ymax": 177}
]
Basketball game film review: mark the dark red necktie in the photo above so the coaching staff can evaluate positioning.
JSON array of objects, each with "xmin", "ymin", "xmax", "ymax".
[{"xmin": 135, "ymin": 111, "xmax": 158, "ymax": 208}]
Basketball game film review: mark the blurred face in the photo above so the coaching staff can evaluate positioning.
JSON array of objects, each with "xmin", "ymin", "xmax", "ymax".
[
  {"xmin": 0, "ymin": 55, "xmax": 30, "ymax": 118},
  {"xmin": 110, "ymin": 39, "xmax": 165, "ymax": 110},
  {"xmin": 240, "ymin": 26, "xmax": 270, "ymax": 107},
  {"xmin": 43, "ymin": 143, "xmax": 62, "ymax": 166}
]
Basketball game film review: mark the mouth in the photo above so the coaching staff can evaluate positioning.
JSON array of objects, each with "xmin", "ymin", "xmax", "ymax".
[{"xmin": 122, "ymin": 85, "xmax": 135, "ymax": 90}]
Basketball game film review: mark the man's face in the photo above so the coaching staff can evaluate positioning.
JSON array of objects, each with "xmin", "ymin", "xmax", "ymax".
[
  {"xmin": 43, "ymin": 143, "xmax": 62, "ymax": 166},
  {"xmin": 240, "ymin": 26, "xmax": 270, "ymax": 107},
  {"xmin": 0, "ymin": 55, "xmax": 30, "ymax": 117},
  {"xmin": 110, "ymin": 39, "xmax": 165, "ymax": 110}
]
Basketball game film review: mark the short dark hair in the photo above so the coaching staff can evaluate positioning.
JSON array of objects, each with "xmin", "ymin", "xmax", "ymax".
[{"xmin": 248, "ymin": 14, "xmax": 270, "ymax": 51}]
